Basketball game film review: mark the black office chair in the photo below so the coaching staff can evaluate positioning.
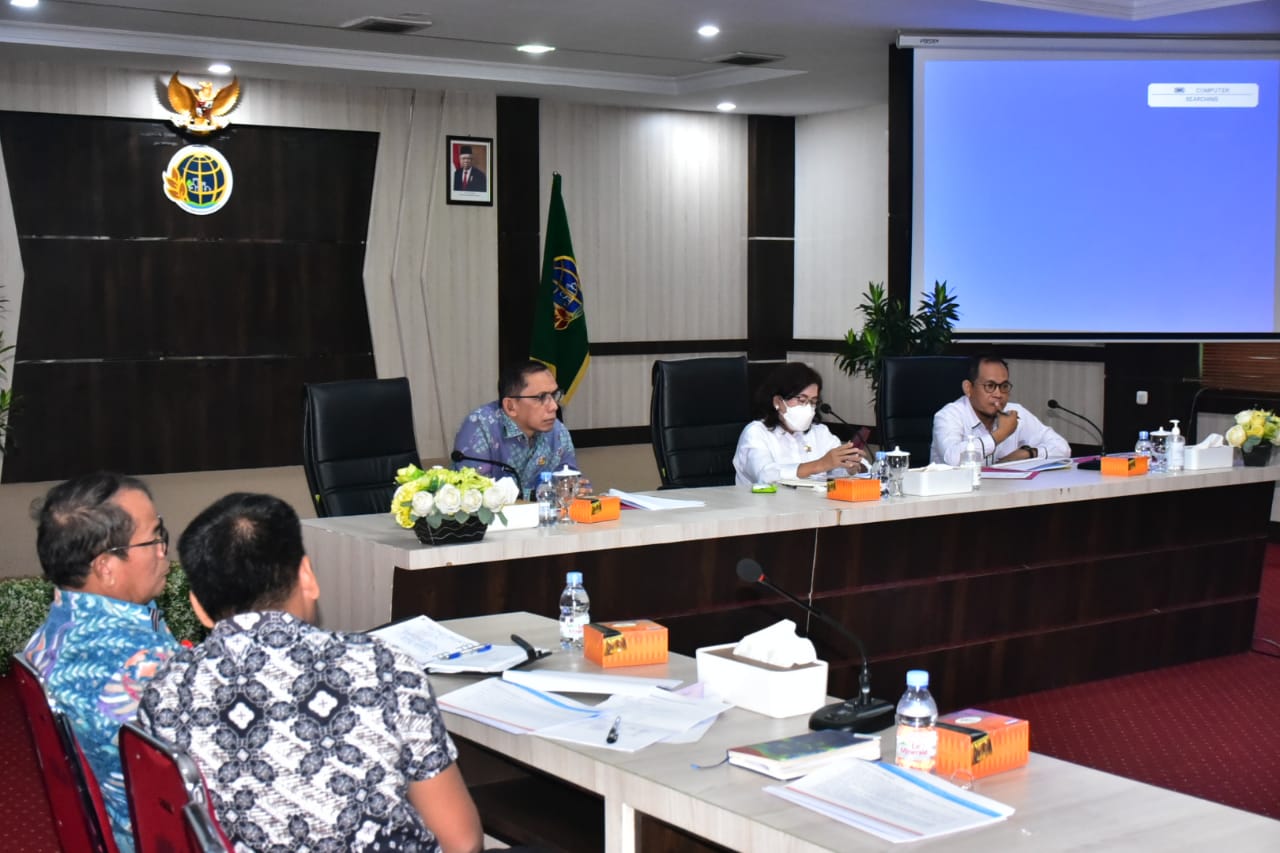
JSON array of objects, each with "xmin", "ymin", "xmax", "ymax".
[
  {"xmin": 650, "ymin": 356, "xmax": 751, "ymax": 488},
  {"xmin": 302, "ymin": 377, "xmax": 421, "ymax": 517},
  {"xmin": 876, "ymin": 356, "xmax": 971, "ymax": 465}
]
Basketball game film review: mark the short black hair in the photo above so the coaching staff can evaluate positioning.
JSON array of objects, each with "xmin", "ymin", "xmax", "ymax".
[
  {"xmin": 969, "ymin": 355, "xmax": 1010, "ymax": 384},
  {"xmin": 35, "ymin": 472, "xmax": 152, "ymax": 588},
  {"xmin": 756, "ymin": 362, "xmax": 824, "ymax": 429},
  {"xmin": 178, "ymin": 493, "xmax": 305, "ymax": 623},
  {"xmin": 499, "ymin": 360, "xmax": 554, "ymax": 399}
]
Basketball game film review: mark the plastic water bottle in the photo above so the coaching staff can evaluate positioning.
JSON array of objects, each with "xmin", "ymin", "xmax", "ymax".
[
  {"xmin": 536, "ymin": 471, "xmax": 558, "ymax": 526},
  {"xmin": 1134, "ymin": 430, "xmax": 1153, "ymax": 459},
  {"xmin": 558, "ymin": 571, "xmax": 590, "ymax": 651},
  {"xmin": 871, "ymin": 451, "xmax": 888, "ymax": 493},
  {"xmin": 959, "ymin": 435, "xmax": 982, "ymax": 489},
  {"xmin": 894, "ymin": 669, "xmax": 938, "ymax": 773},
  {"xmin": 1168, "ymin": 419, "xmax": 1186, "ymax": 473}
]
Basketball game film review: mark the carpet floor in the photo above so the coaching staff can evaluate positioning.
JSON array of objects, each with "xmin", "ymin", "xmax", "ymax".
[{"xmin": 2, "ymin": 552, "xmax": 1277, "ymax": 848}]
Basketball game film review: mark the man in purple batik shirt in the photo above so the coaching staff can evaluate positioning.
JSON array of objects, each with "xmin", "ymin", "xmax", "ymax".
[{"xmin": 452, "ymin": 360, "xmax": 581, "ymax": 497}]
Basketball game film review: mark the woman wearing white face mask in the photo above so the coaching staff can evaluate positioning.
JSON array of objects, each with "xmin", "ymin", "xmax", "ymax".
[{"xmin": 732, "ymin": 362, "xmax": 868, "ymax": 487}]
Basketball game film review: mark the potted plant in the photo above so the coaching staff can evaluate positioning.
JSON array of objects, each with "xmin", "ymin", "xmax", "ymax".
[
  {"xmin": 835, "ymin": 281, "xmax": 960, "ymax": 405},
  {"xmin": 391, "ymin": 464, "xmax": 520, "ymax": 545}
]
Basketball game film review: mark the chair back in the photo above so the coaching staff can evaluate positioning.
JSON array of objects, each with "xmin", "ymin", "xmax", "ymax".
[
  {"xmin": 120, "ymin": 722, "xmax": 231, "ymax": 853},
  {"xmin": 650, "ymin": 356, "xmax": 751, "ymax": 488},
  {"xmin": 11, "ymin": 654, "xmax": 120, "ymax": 853},
  {"xmin": 302, "ymin": 377, "xmax": 421, "ymax": 517},
  {"xmin": 876, "ymin": 356, "xmax": 972, "ymax": 464}
]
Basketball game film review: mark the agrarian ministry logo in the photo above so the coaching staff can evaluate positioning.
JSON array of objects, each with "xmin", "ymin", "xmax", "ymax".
[{"xmin": 161, "ymin": 145, "xmax": 234, "ymax": 215}]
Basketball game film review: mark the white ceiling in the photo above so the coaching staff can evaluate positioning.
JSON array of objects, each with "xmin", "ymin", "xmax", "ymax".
[{"xmin": 1, "ymin": 0, "xmax": 1279, "ymax": 115}]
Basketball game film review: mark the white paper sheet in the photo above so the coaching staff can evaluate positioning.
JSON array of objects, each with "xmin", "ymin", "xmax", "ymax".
[
  {"xmin": 437, "ymin": 678, "xmax": 597, "ymax": 733},
  {"xmin": 502, "ymin": 668, "xmax": 682, "ymax": 696},
  {"xmin": 604, "ymin": 489, "xmax": 705, "ymax": 510}
]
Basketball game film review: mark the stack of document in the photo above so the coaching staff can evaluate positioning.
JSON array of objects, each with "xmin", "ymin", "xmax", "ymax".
[
  {"xmin": 605, "ymin": 489, "xmax": 705, "ymax": 510},
  {"xmin": 370, "ymin": 615, "xmax": 530, "ymax": 674},
  {"xmin": 438, "ymin": 670, "xmax": 731, "ymax": 752}
]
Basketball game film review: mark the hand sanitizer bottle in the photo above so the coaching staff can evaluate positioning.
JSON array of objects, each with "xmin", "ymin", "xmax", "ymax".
[{"xmin": 1167, "ymin": 419, "xmax": 1186, "ymax": 473}]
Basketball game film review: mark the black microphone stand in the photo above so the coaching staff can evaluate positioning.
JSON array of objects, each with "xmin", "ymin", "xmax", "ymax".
[
  {"xmin": 1047, "ymin": 399, "xmax": 1106, "ymax": 470},
  {"xmin": 738, "ymin": 559, "xmax": 894, "ymax": 734},
  {"xmin": 450, "ymin": 449, "xmax": 521, "ymax": 484}
]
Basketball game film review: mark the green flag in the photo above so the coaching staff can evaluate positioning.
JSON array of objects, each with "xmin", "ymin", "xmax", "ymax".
[{"xmin": 530, "ymin": 173, "xmax": 590, "ymax": 403}]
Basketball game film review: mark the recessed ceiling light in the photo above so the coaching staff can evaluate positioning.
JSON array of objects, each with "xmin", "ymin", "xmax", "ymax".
[
  {"xmin": 716, "ymin": 101, "xmax": 737, "ymax": 112},
  {"xmin": 517, "ymin": 44, "xmax": 556, "ymax": 55},
  {"xmin": 10, "ymin": 0, "xmax": 39, "ymax": 9},
  {"xmin": 698, "ymin": 24, "xmax": 720, "ymax": 38},
  {"xmin": 208, "ymin": 63, "xmax": 232, "ymax": 75}
]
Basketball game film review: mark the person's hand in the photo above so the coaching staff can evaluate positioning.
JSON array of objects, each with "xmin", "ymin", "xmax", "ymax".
[
  {"xmin": 992, "ymin": 409, "xmax": 1020, "ymax": 444},
  {"xmin": 821, "ymin": 442, "xmax": 866, "ymax": 473}
]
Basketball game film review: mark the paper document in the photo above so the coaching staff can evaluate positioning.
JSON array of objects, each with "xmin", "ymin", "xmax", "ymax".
[
  {"xmin": 438, "ymin": 677, "xmax": 597, "ymax": 733},
  {"xmin": 503, "ymin": 668, "xmax": 682, "ymax": 696},
  {"xmin": 536, "ymin": 690, "xmax": 731, "ymax": 752},
  {"xmin": 766, "ymin": 758, "xmax": 1014, "ymax": 843},
  {"xmin": 987, "ymin": 457, "xmax": 1072, "ymax": 472},
  {"xmin": 775, "ymin": 477, "xmax": 828, "ymax": 492},
  {"xmin": 370, "ymin": 615, "xmax": 529, "ymax": 673},
  {"xmin": 605, "ymin": 489, "xmax": 705, "ymax": 510}
]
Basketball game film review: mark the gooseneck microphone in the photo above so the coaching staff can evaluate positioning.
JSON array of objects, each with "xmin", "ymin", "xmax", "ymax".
[
  {"xmin": 736, "ymin": 558, "xmax": 894, "ymax": 734},
  {"xmin": 1047, "ymin": 399, "xmax": 1106, "ymax": 470},
  {"xmin": 450, "ymin": 449, "xmax": 521, "ymax": 484},
  {"xmin": 818, "ymin": 402, "xmax": 850, "ymax": 426}
]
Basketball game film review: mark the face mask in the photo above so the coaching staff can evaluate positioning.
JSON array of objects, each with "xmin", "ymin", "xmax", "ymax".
[{"xmin": 781, "ymin": 403, "xmax": 815, "ymax": 433}]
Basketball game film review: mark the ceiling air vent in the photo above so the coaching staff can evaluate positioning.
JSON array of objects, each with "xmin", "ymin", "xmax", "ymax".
[
  {"xmin": 341, "ymin": 16, "xmax": 433, "ymax": 35},
  {"xmin": 710, "ymin": 51, "xmax": 784, "ymax": 67}
]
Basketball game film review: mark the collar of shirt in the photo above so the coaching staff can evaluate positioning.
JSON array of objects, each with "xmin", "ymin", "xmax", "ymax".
[{"xmin": 54, "ymin": 586, "xmax": 161, "ymax": 621}]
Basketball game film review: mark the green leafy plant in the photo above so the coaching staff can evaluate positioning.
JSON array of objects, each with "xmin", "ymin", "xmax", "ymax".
[
  {"xmin": 0, "ymin": 564, "xmax": 207, "ymax": 675},
  {"xmin": 835, "ymin": 281, "xmax": 960, "ymax": 406}
]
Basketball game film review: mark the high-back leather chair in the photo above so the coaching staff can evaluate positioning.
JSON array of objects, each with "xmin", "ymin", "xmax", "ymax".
[
  {"xmin": 11, "ymin": 654, "xmax": 120, "ymax": 853},
  {"xmin": 650, "ymin": 356, "xmax": 751, "ymax": 488},
  {"xmin": 120, "ymin": 722, "xmax": 232, "ymax": 853},
  {"xmin": 876, "ymin": 356, "xmax": 971, "ymax": 465},
  {"xmin": 302, "ymin": 377, "xmax": 420, "ymax": 517}
]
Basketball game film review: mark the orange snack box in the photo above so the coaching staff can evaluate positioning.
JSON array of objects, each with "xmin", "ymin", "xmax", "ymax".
[
  {"xmin": 1101, "ymin": 455, "xmax": 1149, "ymax": 476},
  {"xmin": 569, "ymin": 495, "xmax": 621, "ymax": 523},
  {"xmin": 935, "ymin": 708, "xmax": 1029, "ymax": 781},
  {"xmin": 583, "ymin": 620, "xmax": 669, "ymax": 668},
  {"xmin": 826, "ymin": 478, "xmax": 881, "ymax": 502}
]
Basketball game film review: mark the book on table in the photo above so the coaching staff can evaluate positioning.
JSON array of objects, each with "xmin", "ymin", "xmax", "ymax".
[{"xmin": 727, "ymin": 729, "xmax": 881, "ymax": 780}]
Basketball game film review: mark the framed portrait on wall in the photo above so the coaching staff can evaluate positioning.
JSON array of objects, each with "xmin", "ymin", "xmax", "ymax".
[{"xmin": 446, "ymin": 135, "xmax": 494, "ymax": 206}]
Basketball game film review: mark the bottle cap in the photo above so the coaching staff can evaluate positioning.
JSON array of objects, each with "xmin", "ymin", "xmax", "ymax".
[
  {"xmin": 539, "ymin": 471, "xmax": 553, "ymax": 483},
  {"xmin": 1169, "ymin": 418, "xmax": 1181, "ymax": 436},
  {"xmin": 566, "ymin": 570, "xmax": 583, "ymax": 584},
  {"xmin": 906, "ymin": 669, "xmax": 929, "ymax": 688},
  {"xmin": 1138, "ymin": 430, "xmax": 1149, "ymax": 440},
  {"xmin": 875, "ymin": 451, "xmax": 887, "ymax": 460}
]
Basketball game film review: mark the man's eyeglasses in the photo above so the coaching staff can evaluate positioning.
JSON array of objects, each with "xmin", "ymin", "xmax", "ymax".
[
  {"xmin": 786, "ymin": 395, "xmax": 821, "ymax": 408},
  {"xmin": 975, "ymin": 381, "xmax": 1013, "ymax": 394},
  {"xmin": 105, "ymin": 520, "xmax": 169, "ymax": 558},
  {"xmin": 508, "ymin": 390, "xmax": 564, "ymax": 406}
]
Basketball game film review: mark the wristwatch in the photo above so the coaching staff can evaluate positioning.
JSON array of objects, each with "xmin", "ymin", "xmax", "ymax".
[{"xmin": 1021, "ymin": 445, "xmax": 1037, "ymax": 458}]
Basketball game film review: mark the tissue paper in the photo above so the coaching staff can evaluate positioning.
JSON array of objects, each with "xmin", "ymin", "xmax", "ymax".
[{"xmin": 733, "ymin": 619, "xmax": 817, "ymax": 668}]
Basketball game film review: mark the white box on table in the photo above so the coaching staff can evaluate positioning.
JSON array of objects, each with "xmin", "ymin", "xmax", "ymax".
[
  {"xmin": 488, "ymin": 502, "xmax": 539, "ymax": 532},
  {"xmin": 902, "ymin": 466, "xmax": 973, "ymax": 496},
  {"xmin": 695, "ymin": 644, "xmax": 828, "ymax": 718},
  {"xmin": 1182, "ymin": 445, "xmax": 1234, "ymax": 470}
]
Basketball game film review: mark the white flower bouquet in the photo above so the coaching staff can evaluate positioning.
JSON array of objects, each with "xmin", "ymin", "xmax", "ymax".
[
  {"xmin": 1224, "ymin": 409, "xmax": 1280, "ymax": 453},
  {"xmin": 391, "ymin": 464, "xmax": 519, "ymax": 530}
]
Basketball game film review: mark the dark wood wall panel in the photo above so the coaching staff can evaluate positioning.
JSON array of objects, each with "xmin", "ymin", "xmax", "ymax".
[
  {"xmin": 495, "ymin": 96, "xmax": 541, "ymax": 368},
  {"xmin": 0, "ymin": 111, "xmax": 379, "ymax": 481}
]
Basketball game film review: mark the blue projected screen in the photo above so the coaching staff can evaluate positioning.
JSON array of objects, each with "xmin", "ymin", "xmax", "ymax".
[{"xmin": 912, "ymin": 50, "xmax": 1280, "ymax": 337}]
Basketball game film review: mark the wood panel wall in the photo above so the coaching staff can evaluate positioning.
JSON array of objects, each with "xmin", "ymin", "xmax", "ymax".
[{"xmin": 0, "ymin": 112, "xmax": 378, "ymax": 481}]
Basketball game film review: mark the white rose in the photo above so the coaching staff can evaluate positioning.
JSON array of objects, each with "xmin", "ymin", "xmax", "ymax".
[
  {"xmin": 483, "ymin": 487, "xmax": 506, "ymax": 512},
  {"xmin": 435, "ymin": 483, "xmax": 462, "ymax": 515},
  {"xmin": 411, "ymin": 490, "xmax": 435, "ymax": 516},
  {"xmin": 1235, "ymin": 411, "xmax": 1253, "ymax": 425},
  {"xmin": 1225, "ymin": 424, "xmax": 1246, "ymax": 448},
  {"xmin": 460, "ymin": 488, "xmax": 484, "ymax": 514},
  {"xmin": 495, "ymin": 477, "xmax": 519, "ymax": 506}
]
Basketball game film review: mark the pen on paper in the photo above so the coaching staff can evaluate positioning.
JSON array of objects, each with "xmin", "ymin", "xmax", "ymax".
[
  {"xmin": 436, "ymin": 643, "xmax": 491, "ymax": 660},
  {"xmin": 606, "ymin": 715, "xmax": 622, "ymax": 744}
]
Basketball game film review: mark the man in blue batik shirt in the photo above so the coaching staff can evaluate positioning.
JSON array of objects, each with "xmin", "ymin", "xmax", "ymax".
[
  {"xmin": 452, "ymin": 360, "xmax": 582, "ymax": 497},
  {"xmin": 24, "ymin": 472, "xmax": 179, "ymax": 853}
]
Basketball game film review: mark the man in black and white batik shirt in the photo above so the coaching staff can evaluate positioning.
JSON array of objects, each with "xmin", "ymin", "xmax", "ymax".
[{"xmin": 140, "ymin": 493, "xmax": 483, "ymax": 853}]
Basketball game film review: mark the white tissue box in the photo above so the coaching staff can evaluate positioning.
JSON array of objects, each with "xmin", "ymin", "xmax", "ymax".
[
  {"xmin": 1183, "ymin": 445, "xmax": 1233, "ymax": 470},
  {"xmin": 487, "ymin": 502, "xmax": 539, "ymax": 532},
  {"xmin": 903, "ymin": 467, "xmax": 973, "ymax": 496},
  {"xmin": 695, "ymin": 644, "xmax": 828, "ymax": 718}
]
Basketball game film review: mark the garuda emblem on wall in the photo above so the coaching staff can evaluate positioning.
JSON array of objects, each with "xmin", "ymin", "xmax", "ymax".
[{"xmin": 164, "ymin": 73, "xmax": 241, "ymax": 134}]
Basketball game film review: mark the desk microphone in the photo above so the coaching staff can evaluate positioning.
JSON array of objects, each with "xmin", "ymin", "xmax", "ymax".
[
  {"xmin": 1047, "ymin": 399, "xmax": 1106, "ymax": 470},
  {"xmin": 736, "ymin": 558, "xmax": 894, "ymax": 734},
  {"xmin": 450, "ymin": 449, "xmax": 521, "ymax": 483},
  {"xmin": 818, "ymin": 402, "xmax": 851, "ymax": 426}
]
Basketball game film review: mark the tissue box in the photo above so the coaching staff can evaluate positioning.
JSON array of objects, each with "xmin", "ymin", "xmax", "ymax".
[
  {"xmin": 826, "ymin": 478, "xmax": 880, "ymax": 502},
  {"xmin": 902, "ymin": 467, "xmax": 973, "ymax": 496},
  {"xmin": 1101, "ymin": 455, "xmax": 1149, "ymax": 476},
  {"xmin": 935, "ymin": 709, "xmax": 1029, "ymax": 781},
  {"xmin": 488, "ymin": 502, "xmax": 539, "ymax": 532},
  {"xmin": 569, "ymin": 496, "xmax": 621, "ymax": 523},
  {"xmin": 1183, "ymin": 445, "xmax": 1233, "ymax": 470},
  {"xmin": 695, "ymin": 644, "xmax": 828, "ymax": 718},
  {"xmin": 583, "ymin": 620, "xmax": 668, "ymax": 667}
]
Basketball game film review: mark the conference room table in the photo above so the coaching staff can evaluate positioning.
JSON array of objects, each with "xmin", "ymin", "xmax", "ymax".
[
  {"xmin": 303, "ymin": 463, "xmax": 1279, "ymax": 711},
  {"xmin": 432, "ymin": 611, "xmax": 1280, "ymax": 853}
]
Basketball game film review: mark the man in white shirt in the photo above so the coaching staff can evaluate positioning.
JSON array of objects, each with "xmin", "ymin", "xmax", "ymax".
[{"xmin": 931, "ymin": 356, "xmax": 1071, "ymax": 466}]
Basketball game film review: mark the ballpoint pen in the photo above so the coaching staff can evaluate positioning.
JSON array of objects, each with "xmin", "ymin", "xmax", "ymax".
[
  {"xmin": 606, "ymin": 716, "xmax": 622, "ymax": 744},
  {"xmin": 436, "ymin": 643, "xmax": 491, "ymax": 660}
]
